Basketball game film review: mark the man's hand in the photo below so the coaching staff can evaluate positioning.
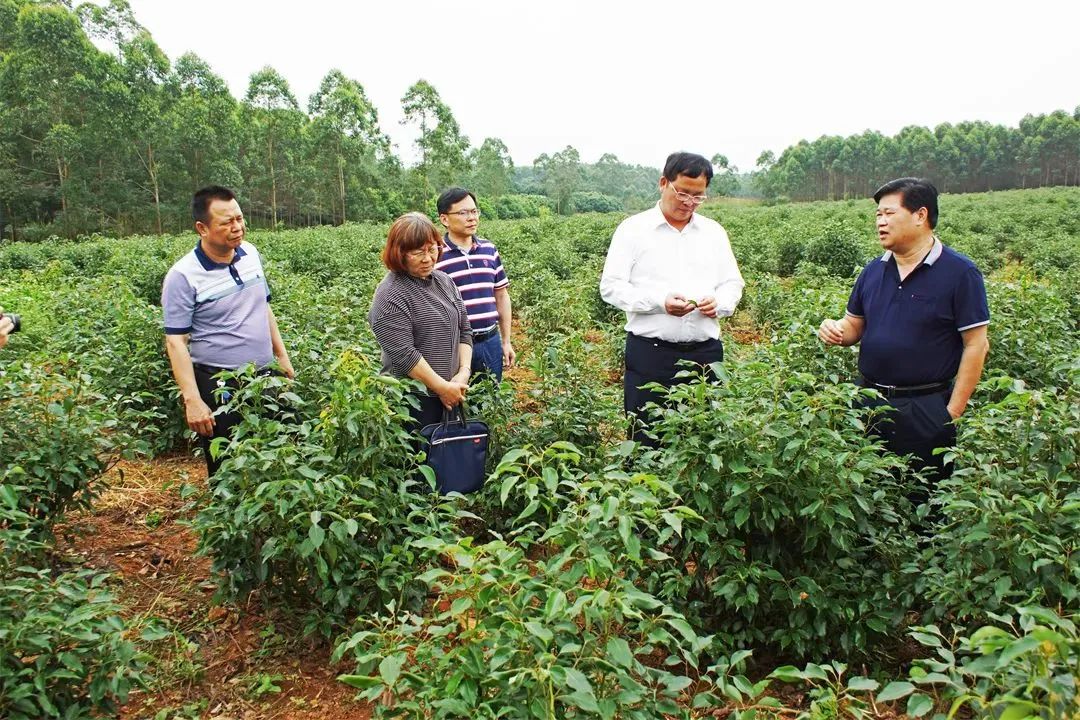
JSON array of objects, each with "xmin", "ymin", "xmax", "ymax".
[
  {"xmin": 946, "ymin": 403, "xmax": 963, "ymax": 420},
  {"xmin": 502, "ymin": 340, "xmax": 516, "ymax": 368},
  {"xmin": 185, "ymin": 396, "xmax": 215, "ymax": 437},
  {"xmin": 277, "ymin": 356, "xmax": 296, "ymax": 379},
  {"xmin": 0, "ymin": 314, "xmax": 11, "ymax": 350},
  {"xmin": 664, "ymin": 294, "xmax": 694, "ymax": 317},
  {"xmin": 436, "ymin": 379, "xmax": 469, "ymax": 409},
  {"xmin": 818, "ymin": 318, "xmax": 846, "ymax": 345},
  {"xmin": 695, "ymin": 296, "xmax": 719, "ymax": 319}
]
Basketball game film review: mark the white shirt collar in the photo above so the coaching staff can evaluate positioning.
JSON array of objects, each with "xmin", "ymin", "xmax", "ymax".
[{"xmin": 650, "ymin": 202, "xmax": 699, "ymax": 232}]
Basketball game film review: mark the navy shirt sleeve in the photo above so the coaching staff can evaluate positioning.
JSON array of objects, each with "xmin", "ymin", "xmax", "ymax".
[
  {"xmin": 953, "ymin": 266, "xmax": 990, "ymax": 331},
  {"xmin": 846, "ymin": 264, "xmax": 870, "ymax": 317}
]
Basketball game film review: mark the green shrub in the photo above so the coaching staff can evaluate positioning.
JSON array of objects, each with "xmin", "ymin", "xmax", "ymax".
[
  {"xmin": 193, "ymin": 355, "xmax": 466, "ymax": 636},
  {"xmin": 492, "ymin": 194, "xmax": 550, "ymax": 219},
  {"xmin": 569, "ymin": 191, "xmax": 622, "ymax": 213},
  {"xmin": 804, "ymin": 221, "xmax": 869, "ymax": 278},
  {"xmin": 510, "ymin": 332, "xmax": 624, "ymax": 452},
  {"xmin": 985, "ymin": 270, "xmax": 1078, "ymax": 389},
  {"xmin": 648, "ymin": 363, "xmax": 919, "ymax": 656},
  {"xmin": 0, "ymin": 568, "xmax": 145, "ymax": 720},
  {"xmin": 335, "ymin": 530, "xmax": 711, "ymax": 717},
  {"xmin": 897, "ymin": 606, "xmax": 1079, "ymax": 720},
  {"xmin": 0, "ymin": 364, "xmax": 118, "ymax": 542},
  {"xmin": 919, "ymin": 377, "xmax": 1080, "ymax": 619}
]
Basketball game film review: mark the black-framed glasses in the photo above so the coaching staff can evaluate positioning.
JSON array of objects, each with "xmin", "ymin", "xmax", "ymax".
[
  {"xmin": 446, "ymin": 208, "xmax": 481, "ymax": 218},
  {"xmin": 668, "ymin": 185, "xmax": 708, "ymax": 205}
]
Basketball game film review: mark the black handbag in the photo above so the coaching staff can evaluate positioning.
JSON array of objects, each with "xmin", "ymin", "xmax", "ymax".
[{"xmin": 419, "ymin": 405, "xmax": 489, "ymax": 495}]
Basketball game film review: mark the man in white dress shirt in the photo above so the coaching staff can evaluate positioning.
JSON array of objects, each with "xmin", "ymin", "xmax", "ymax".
[{"xmin": 600, "ymin": 152, "xmax": 744, "ymax": 444}]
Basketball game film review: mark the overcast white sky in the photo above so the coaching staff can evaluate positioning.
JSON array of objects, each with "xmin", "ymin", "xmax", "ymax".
[{"xmin": 125, "ymin": 0, "xmax": 1079, "ymax": 172}]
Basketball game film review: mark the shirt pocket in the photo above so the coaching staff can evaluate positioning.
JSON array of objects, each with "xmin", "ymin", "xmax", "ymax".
[{"xmin": 907, "ymin": 292, "xmax": 952, "ymax": 329}]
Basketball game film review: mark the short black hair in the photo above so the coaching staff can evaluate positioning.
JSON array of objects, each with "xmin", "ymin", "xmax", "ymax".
[
  {"xmin": 662, "ymin": 152, "xmax": 714, "ymax": 185},
  {"xmin": 437, "ymin": 187, "xmax": 477, "ymax": 215},
  {"xmin": 873, "ymin": 177, "xmax": 939, "ymax": 229},
  {"xmin": 192, "ymin": 186, "xmax": 237, "ymax": 225}
]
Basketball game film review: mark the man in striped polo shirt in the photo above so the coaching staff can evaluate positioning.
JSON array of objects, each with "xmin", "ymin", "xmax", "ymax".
[
  {"xmin": 435, "ymin": 187, "xmax": 514, "ymax": 381},
  {"xmin": 162, "ymin": 186, "xmax": 294, "ymax": 476}
]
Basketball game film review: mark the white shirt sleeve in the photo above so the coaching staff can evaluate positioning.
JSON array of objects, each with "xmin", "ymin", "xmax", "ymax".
[
  {"xmin": 712, "ymin": 227, "xmax": 745, "ymax": 317},
  {"xmin": 599, "ymin": 221, "xmax": 668, "ymax": 314}
]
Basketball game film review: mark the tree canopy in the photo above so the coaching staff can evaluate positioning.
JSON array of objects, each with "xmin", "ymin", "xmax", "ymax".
[{"xmin": 0, "ymin": 0, "xmax": 1075, "ymax": 239}]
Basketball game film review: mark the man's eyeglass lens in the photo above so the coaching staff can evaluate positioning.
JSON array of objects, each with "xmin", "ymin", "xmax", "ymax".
[
  {"xmin": 670, "ymin": 187, "xmax": 707, "ymax": 204},
  {"xmin": 449, "ymin": 209, "xmax": 481, "ymax": 218}
]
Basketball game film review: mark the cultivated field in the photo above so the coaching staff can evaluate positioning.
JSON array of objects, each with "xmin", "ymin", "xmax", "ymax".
[{"xmin": 1, "ymin": 187, "xmax": 1077, "ymax": 719}]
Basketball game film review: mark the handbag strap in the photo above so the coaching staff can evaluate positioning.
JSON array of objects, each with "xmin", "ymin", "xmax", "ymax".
[{"xmin": 442, "ymin": 403, "xmax": 469, "ymax": 428}]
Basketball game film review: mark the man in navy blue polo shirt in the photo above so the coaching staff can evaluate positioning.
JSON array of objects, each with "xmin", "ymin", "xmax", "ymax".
[
  {"xmin": 819, "ymin": 177, "xmax": 989, "ymax": 485},
  {"xmin": 162, "ymin": 186, "xmax": 294, "ymax": 476},
  {"xmin": 435, "ymin": 187, "xmax": 514, "ymax": 381}
]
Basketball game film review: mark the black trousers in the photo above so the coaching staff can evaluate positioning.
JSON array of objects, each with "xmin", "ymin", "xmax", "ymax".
[
  {"xmin": 624, "ymin": 333, "xmax": 724, "ymax": 446},
  {"xmin": 862, "ymin": 388, "xmax": 956, "ymax": 506},
  {"xmin": 192, "ymin": 365, "xmax": 244, "ymax": 477},
  {"xmin": 192, "ymin": 365, "xmax": 285, "ymax": 477},
  {"xmin": 408, "ymin": 393, "xmax": 447, "ymax": 433}
]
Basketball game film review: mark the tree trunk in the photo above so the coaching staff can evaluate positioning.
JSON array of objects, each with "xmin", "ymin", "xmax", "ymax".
[
  {"xmin": 338, "ymin": 155, "xmax": 346, "ymax": 225},
  {"xmin": 57, "ymin": 157, "xmax": 68, "ymax": 215},
  {"xmin": 268, "ymin": 135, "xmax": 277, "ymax": 229},
  {"xmin": 148, "ymin": 143, "xmax": 163, "ymax": 235}
]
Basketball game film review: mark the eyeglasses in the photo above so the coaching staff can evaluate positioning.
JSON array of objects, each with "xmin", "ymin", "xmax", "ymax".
[
  {"xmin": 406, "ymin": 245, "xmax": 440, "ymax": 260},
  {"xmin": 445, "ymin": 208, "xmax": 481, "ymax": 218},
  {"xmin": 667, "ymin": 185, "xmax": 708, "ymax": 205}
]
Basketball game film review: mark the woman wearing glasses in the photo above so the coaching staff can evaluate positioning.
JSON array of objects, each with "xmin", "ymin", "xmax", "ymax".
[{"xmin": 369, "ymin": 213, "xmax": 472, "ymax": 428}]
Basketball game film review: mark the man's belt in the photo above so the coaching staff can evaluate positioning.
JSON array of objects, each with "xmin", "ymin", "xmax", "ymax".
[
  {"xmin": 193, "ymin": 363, "xmax": 231, "ymax": 376},
  {"xmin": 632, "ymin": 333, "xmax": 714, "ymax": 352},
  {"xmin": 473, "ymin": 326, "xmax": 500, "ymax": 343},
  {"xmin": 194, "ymin": 363, "xmax": 276, "ymax": 378},
  {"xmin": 860, "ymin": 376, "xmax": 951, "ymax": 399}
]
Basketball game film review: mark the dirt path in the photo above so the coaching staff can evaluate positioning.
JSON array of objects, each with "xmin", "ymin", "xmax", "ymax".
[{"xmin": 60, "ymin": 455, "xmax": 371, "ymax": 720}]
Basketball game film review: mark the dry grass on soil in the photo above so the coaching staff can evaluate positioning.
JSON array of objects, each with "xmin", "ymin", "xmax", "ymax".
[{"xmin": 58, "ymin": 455, "xmax": 371, "ymax": 720}]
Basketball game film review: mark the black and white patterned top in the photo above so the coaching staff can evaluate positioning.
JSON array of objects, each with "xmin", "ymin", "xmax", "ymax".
[{"xmin": 368, "ymin": 270, "xmax": 473, "ymax": 388}]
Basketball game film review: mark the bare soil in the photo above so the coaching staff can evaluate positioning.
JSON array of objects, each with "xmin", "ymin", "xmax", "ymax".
[{"xmin": 59, "ymin": 455, "xmax": 371, "ymax": 720}]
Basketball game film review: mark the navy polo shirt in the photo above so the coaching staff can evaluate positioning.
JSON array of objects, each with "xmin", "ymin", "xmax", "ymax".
[{"xmin": 846, "ymin": 238, "xmax": 989, "ymax": 386}]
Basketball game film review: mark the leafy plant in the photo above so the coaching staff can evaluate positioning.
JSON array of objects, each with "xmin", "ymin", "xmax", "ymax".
[
  {"xmin": 0, "ymin": 568, "xmax": 146, "ymax": 720},
  {"xmin": 334, "ymin": 539, "xmax": 713, "ymax": 719},
  {"xmin": 648, "ymin": 362, "xmax": 920, "ymax": 656},
  {"xmin": 0, "ymin": 363, "xmax": 120, "ymax": 544},
  {"xmin": 193, "ymin": 355, "xmax": 469, "ymax": 636},
  {"xmin": 919, "ymin": 376, "xmax": 1080, "ymax": 619}
]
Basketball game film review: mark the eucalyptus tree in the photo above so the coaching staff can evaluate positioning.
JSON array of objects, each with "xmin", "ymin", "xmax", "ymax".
[
  {"xmin": 166, "ymin": 53, "xmax": 242, "ymax": 200},
  {"xmin": 533, "ymin": 145, "xmax": 581, "ymax": 215},
  {"xmin": 400, "ymin": 79, "xmax": 469, "ymax": 198},
  {"xmin": 466, "ymin": 137, "xmax": 514, "ymax": 199},
  {"xmin": 243, "ymin": 66, "xmax": 303, "ymax": 227},
  {"xmin": 710, "ymin": 153, "xmax": 740, "ymax": 197},
  {"xmin": 0, "ymin": 0, "xmax": 114, "ymax": 232},
  {"xmin": 308, "ymin": 69, "xmax": 387, "ymax": 223}
]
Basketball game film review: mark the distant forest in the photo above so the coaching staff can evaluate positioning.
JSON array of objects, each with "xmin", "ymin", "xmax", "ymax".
[{"xmin": 1, "ymin": 0, "xmax": 1077, "ymax": 239}]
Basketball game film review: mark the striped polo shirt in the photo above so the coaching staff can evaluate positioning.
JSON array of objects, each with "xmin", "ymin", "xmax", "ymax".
[
  {"xmin": 434, "ymin": 235, "xmax": 510, "ymax": 333},
  {"xmin": 161, "ymin": 241, "xmax": 274, "ymax": 369}
]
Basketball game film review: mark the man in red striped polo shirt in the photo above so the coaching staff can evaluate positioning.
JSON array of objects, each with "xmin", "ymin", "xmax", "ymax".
[{"xmin": 435, "ymin": 187, "xmax": 515, "ymax": 381}]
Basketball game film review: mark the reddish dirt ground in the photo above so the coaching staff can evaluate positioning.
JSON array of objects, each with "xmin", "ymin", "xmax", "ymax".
[{"xmin": 59, "ymin": 455, "xmax": 372, "ymax": 720}]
